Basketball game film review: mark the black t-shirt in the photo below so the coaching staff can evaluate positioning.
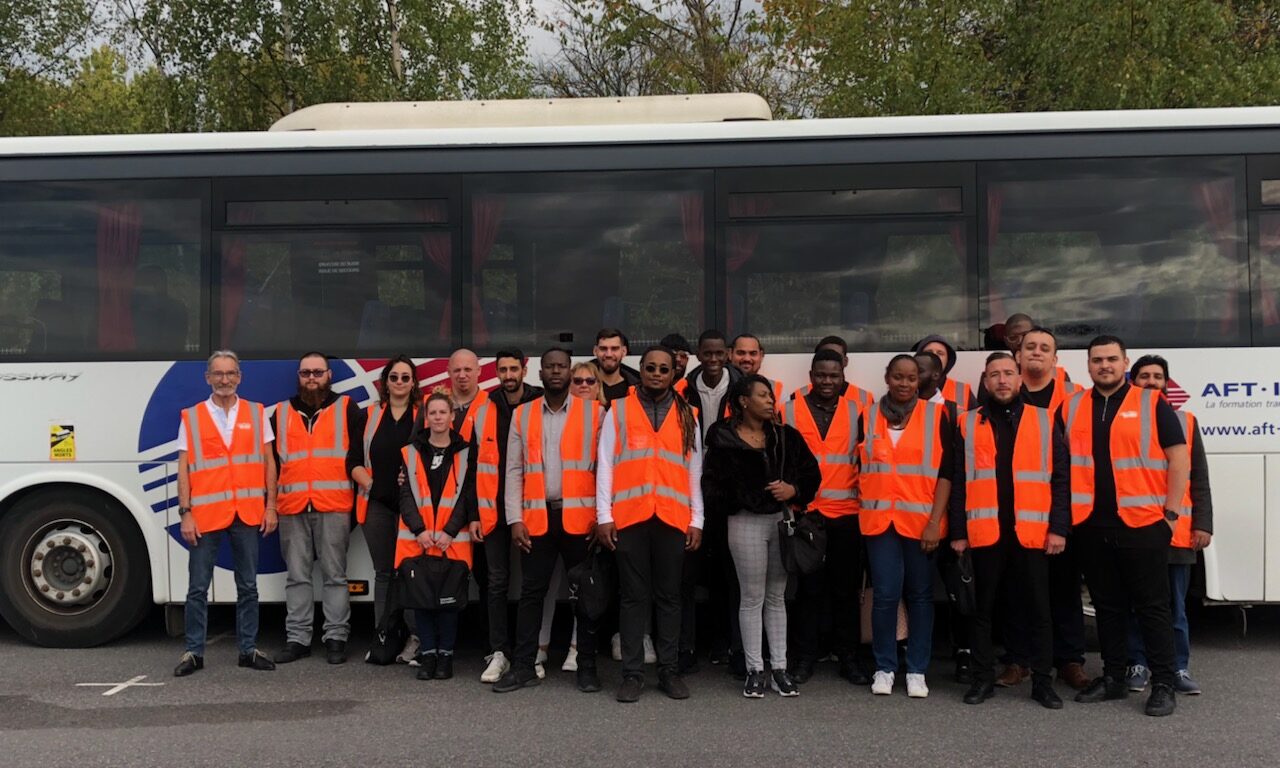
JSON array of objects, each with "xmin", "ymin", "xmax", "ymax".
[
  {"xmin": 988, "ymin": 401, "xmax": 1018, "ymax": 532},
  {"xmin": 345, "ymin": 404, "xmax": 416, "ymax": 507},
  {"xmin": 1088, "ymin": 382, "xmax": 1185, "ymax": 529},
  {"xmin": 803, "ymin": 393, "xmax": 838, "ymax": 440},
  {"xmin": 603, "ymin": 379, "xmax": 631, "ymax": 405},
  {"xmin": 426, "ymin": 444, "xmax": 451, "ymax": 510},
  {"xmin": 1020, "ymin": 381, "xmax": 1056, "ymax": 410}
]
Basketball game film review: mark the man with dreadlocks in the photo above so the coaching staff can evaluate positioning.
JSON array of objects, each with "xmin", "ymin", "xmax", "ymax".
[{"xmin": 596, "ymin": 345, "xmax": 704, "ymax": 704}]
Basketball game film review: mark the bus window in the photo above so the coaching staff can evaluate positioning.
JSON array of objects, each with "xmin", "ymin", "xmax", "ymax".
[
  {"xmin": 218, "ymin": 230, "xmax": 451, "ymax": 356},
  {"xmin": 0, "ymin": 182, "xmax": 204, "ymax": 360},
  {"xmin": 470, "ymin": 173, "xmax": 709, "ymax": 350},
  {"xmin": 723, "ymin": 218, "xmax": 973, "ymax": 353},
  {"xmin": 982, "ymin": 157, "xmax": 1248, "ymax": 348},
  {"xmin": 1258, "ymin": 212, "xmax": 1280, "ymax": 342}
]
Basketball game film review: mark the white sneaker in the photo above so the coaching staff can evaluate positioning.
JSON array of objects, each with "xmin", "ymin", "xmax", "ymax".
[
  {"xmin": 562, "ymin": 646, "xmax": 579, "ymax": 672},
  {"xmin": 643, "ymin": 635, "xmax": 656, "ymax": 664},
  {"xmin": 611, "ymin": 633, "xmax": 622, "ymax": 661},
  {"xmin": 481, "ymin": 651, "xmax": 510, "ymax": 683},
  {"xmin": 906, "ymin": 673, "xmax": 929, "ymax": 698},
  {"xmin": 396, "ymin": 634, "xmax": 420, "ymax": 665},
  {"xmin": 871, "ymin": 670, "xmax": 894, "ymax": 695},
  {"xmin": 535, "ymin": 648, "xmax": 547, "ymax": 680}
]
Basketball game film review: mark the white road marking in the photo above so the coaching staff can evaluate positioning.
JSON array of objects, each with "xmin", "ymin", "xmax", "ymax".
[{"xmin": 76, "ymin": 675, "xmax": 164, "ymax": 696}]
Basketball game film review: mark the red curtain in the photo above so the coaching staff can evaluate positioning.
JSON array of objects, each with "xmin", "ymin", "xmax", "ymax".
[
  {"xmin": 97, "ymin": 202, "xmax": 143, "ymax": 351},
  {"xmin": 455, "ymin": 195, "xmax": 503, "ymax": 347},
  {"xmin": 422, "ymin": 230, "xmax": 452, "ymax": 342},
  {"xmin": 724, "ymin": 195, "xmax": 769, "ymax": 334},
  {"xmin": 1261, "ymin": 214, "xmax": 1280, "ymax": 327},
  {"xmin": 1194, "ymin": 179, "xmax": 1240, "ymax": 334},
  {"xmin": 985, "ymin": 186, "xmax": 1006, "ymax": 326},
  {"xmin": 220, "ymin": 206, "xmax": 254, "ymax": 346}
]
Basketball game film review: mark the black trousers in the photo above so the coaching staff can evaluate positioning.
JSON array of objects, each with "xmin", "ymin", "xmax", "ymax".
[
  {"xmin": 362, "ymin": 498, "xmax": 399, "ymax": 627},
  {"xmin": 791, "ymin": 513, "xmax": 862, "ymax": 663},
  {"xmin": 475, "ymin": 521, "xmax": 513, "ymax": 655},
  {"xmin": 512, "ymin": 505, "xmax": 598, "ymax": 669},
  {"xmin": 616, "ymin": 517, "xmax": 685, "ymax": 677},
  {"xmin": 971, "ymin": 538, "xmax": 1052, "ymax": 683},
  {"xmin": 1047, "ymin": 537, "xmax": 1087, "ymax": 666},
  {"xmin": 680, "ymin": 512, "xmax": 740, "ymax": 657},
  {"xmin": 1076, "ymin": 522, "xmax": 1177, "ymax": 687}
]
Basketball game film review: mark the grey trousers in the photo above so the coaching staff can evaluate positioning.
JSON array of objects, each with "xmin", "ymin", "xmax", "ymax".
[
  {"xmin": 280, "ymin": 511, "xmax": 351, "ymax": 644},
  {"xmin": 728, "ymin": 512, "xmax": 788, "ymax": 673}
]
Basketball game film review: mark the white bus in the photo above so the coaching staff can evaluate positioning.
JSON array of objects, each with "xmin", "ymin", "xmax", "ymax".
[{"xmin": 1, "ymin": 96, "xmax": 1278, "ymax": 647}]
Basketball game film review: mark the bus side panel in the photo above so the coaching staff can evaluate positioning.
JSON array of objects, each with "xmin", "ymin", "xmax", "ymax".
[
  {"xmin": 1204, "ymin": 455, "xmax": 1265, "ymax": 601},
  {"xmin": 1267, "ymin": 456, "xmax": 1280, "ymax": 601}
]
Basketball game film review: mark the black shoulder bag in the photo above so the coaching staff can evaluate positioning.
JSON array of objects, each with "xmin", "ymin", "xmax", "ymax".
[
  {"xmin": 567, "ymin": 541, "xmax": 616, "ymax": 621},
  {"xmin": 775, "ymin": 424, "xmax": 827, "ymax": 575}
]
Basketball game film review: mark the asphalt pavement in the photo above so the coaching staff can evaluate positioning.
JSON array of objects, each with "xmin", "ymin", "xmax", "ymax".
[{"xmin": 1, "ymin": 603, "xmax": 1278, "ymax": 768}]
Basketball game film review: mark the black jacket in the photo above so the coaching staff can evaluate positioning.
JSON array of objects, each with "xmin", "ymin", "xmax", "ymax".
[
  {"xmin": 681, "ymin": 365, "xmax": 744, "ymax": 427},
  {"xmin": 702, "ymin": 419, "xmax": 821, "ymax": 517},
  {"xmin": 398, "ymin": 429, "xmax": 476, "ymax": 538}
]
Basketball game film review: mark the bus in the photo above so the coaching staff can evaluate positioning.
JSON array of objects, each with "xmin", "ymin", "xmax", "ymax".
[{"xmin": 1, "ymin": 94, "xmax": 1278, "ymax": 647}]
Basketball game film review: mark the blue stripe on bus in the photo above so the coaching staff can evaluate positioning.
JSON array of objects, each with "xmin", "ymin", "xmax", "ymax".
[
  {"xmin": 152, "ymin": 497, "xmax": 178, "ymax": 513},
  {"xmin": 143, "ymin": 474, "xmax": 178, "ymax": 492}
]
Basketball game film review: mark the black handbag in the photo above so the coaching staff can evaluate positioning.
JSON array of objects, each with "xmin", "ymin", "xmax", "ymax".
[
  {"xmin": 364, "ymin": 586, "xmax": 408, "ymax": 666},
  {"xmin": 779, "ymin": 507, "xmax": 827, "ymax": 575},
  {"xmin": 567, "ymin": 542, "xmax": 616, "ymax": 621},
  {"xmin": 397, "ymin": 553, "xmax": 470, "ymax": 611},
  {"xmin": 942, "ymin": 548, "xmax": 977, "ymax": 617}
]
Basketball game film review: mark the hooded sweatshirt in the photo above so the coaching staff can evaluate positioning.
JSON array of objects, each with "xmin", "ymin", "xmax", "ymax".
[{"xmin": 912, "ymin": 333, "xmax": 978, "ymax": 411}]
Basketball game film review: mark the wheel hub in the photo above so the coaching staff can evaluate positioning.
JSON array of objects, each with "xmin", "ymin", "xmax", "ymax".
[{"xmin": 29, "ymin": 525, "xmax": 112, "ymax": 608}]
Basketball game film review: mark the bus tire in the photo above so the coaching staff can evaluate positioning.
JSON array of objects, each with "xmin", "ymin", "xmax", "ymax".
[{"xmin": 0, "ymin": 487, "xmax": 152, "ymax": 648}]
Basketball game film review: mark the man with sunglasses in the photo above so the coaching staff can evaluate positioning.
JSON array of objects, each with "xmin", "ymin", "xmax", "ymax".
[{"xmin": 272, "ymin": 352, "xmax": 363, "ymax": 665}]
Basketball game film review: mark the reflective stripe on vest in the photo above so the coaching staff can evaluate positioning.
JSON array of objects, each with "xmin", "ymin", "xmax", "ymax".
[
  {"xmin": 354, "ymin": 403, "xmax": 385, "ymax": 524},
  {"xmin": 184, "ymin": 399, "xmax": 266, "ymax": 534},
  {"xmin": 275, "ymin": 396, "xmax": 353, "ymax": 514},
  {"xmin": 858, "ymin": 400, "xmax": 943, "ymax": 540},
  {"xmin": 397, "ymin": 443, "xmax": 473, "ymax": 569},
  {"xmin": 1065, "ymin": 386, "xmax": 1169, "ymax": 528},
  {"xmin": 960, "ymin": 405, "xmax": 1052, "ymax": 549},
  {"xmin": 458, "ymin": 397, "xmax": 500, "ymax": 533},
  {"xmin": 1171, "ymin": 409, "xmax": 1196, "ymax": 549},
  {"xmin": 610, "ymin": 394, "xmax": 693, "ymax": 532},
  {"xmin": 781, "ymin": 395, "xmax": 860, "ymax": 517},
  {"xmin": 942, "ymin": 378, "xmax": 972, "ymax": 413},
  {"xmin": 520, "ymin": 396, "xmax": 601, "ymax": 537}
]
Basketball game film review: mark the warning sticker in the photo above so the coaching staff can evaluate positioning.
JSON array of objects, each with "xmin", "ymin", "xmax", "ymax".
[{"xmin": 50, "ymin": 424, "xmax": 76, "ymax": 461}]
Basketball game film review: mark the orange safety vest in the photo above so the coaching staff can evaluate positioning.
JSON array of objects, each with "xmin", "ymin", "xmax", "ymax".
[
  {"xmin": 182, "ymin": 399, "xmax": 267, "ymax": 534},
  {"xmin": 609, "ymin": 394, "xmax": 695, "ymax": 532},
  {"xmin": 517, "ymin": 396, "xmax": 602, "ymax": 536},
  {"xmin": 942, "ymin": 378, "xmax": 974, "ymax": 413},
  {"xmin": 859, "ymin": 400, "xmax": 945, "ymax": 540},
  {"xmin": 792, "ymin": 381, "xmax": 875, "ymax": 412},
  {"xmin": 1063, "ymin": 386, "xmax": 1170, "ymax": 528},
  {"xmin": 274, "ymin": 396, "xmax": 354, "ymax": 515},
  {"xmin": 454, "ymin": 396, "xmax": 501, "ymax": 534},
  {"xmin": 781, "ymin": 395, "xmax": 860, "ymax": 518},
  {"xmin": 959, "ymin": 405, "xmax": 1053, "ymax": 549},
  {"xmin": 1171, "ymin": 409, "xmax": 1197, "ymax": 549},
  {"xmin": 396, "ymin": 443, "xmax": 473, "ymax": 569},
  {"xmin": 354, "ymin": 403, "xmax": 384, "ymax": 524}
]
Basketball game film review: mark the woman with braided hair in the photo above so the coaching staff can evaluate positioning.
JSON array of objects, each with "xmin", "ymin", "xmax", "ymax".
[{"xmin": 596, "ymin": 345, "xmax": 704, "ymax": 703}]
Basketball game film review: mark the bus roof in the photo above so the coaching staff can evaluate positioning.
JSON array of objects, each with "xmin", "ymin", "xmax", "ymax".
[{"xmin": 3, "ymin": 104, "xmax": 1280, "ymax": 158}]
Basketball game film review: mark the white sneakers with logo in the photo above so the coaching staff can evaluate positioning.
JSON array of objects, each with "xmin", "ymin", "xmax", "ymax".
[{"xmin": 481, "ymin": 650, "xmax": 510, "ymax": 683}]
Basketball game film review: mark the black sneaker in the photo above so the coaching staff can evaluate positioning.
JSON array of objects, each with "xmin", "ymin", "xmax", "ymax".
[
  {"xmin": 1074, "ymin": 676, "xmax": 1128, "ymax": 703},
  {"xmin": 770, "ymin": 669, "xmax": 800, "ymax": 697},
  {"xmin": 617, "ymin": 675, "xmax": 644, "ymax": 703},
  {"xmin": 434, "ymin": 654, "xmax": 453, "ymax": 680},
  {"xmin": 743, "ymin": 670, "xmax": 767, "ymax": 699},
  {"xmin": 273, "ymin": 642, "xmax": 311, "ymax": 664},
  {"xmin": 789, "ymin": 657, "xmax": 815, "ymax": 684},
  {"xmin": 416, "ymin": 654, "xmax": 437, "ymax": 680},
  {"xmin": 238, "ymin": 649, "xmax": 276, "ymax": 671},
  {"xmin": 576, "ymin": 665, "xmax": 602, "ymax": 693},
  {"xmin": 728, "ymin": 650, "xmax": 747, "ymax": 680},
  {"xmin": 493, "ymin": 664, "xmax": 540, "ymax": 693},
  {"xmin": 324, "ymin": 639, "xmax": 347, "ymax": 665},
  {"xmin": 174, "ymin": 652, "xmax": 203, "ymax": 677},
  {"xmin": 964, "ymin": 681, "xmax": 995, "ymax": 705},
  {"xmin": 954, "ymin": 650, "xmax": 974, "ymax": 685},
  {"xmin": 1144, "ymin": 683, "xmax": 1176, "ymax": 717},
  {"xmin": 658, "ymin": 670, "xmax": 690, "ymax": 700},
  {"xmin": 678, "ymin": 649, "xmax": 700, "ymax": 675},
  {"xmin": 1032, "ymin": 678, "xmax": 1064, "ymax": 710}
]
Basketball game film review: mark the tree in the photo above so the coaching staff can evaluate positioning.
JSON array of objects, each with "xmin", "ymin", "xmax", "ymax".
[{"xmin": 0, "ymin": 0, "xmax": 95, "ymax": 129}]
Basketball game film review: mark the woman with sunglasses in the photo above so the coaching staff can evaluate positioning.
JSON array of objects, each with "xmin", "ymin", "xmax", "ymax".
[
  {"xmin": 348, "ymin": 355, "xmax": 420, "ymax": 648},
  {"xmin": 703, "ymin": 374, "xmax": 821, "ymax": 698},
  {"xmin": 570, "ymin": 361, "xmax": 607, "ymax": 407},
  {"xmin": 860, "ymin": 354, "xmax": 954, "ymax": 699},
  {"xmin": 596, "ymin": 346, "xmax": 704, "ymax": 703}
]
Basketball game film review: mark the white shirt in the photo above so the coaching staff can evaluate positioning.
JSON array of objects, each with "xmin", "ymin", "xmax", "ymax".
[
  {"xmin": 175, "ymin": 396, "xmax": 275, "ymax": 449},
  {"xmin": 595, "ymin": 408, "xmax": 704, "ymax": 529},
  {"xmin": 694, "ymin": 373, "xmax": 729, "ymax": 439}
]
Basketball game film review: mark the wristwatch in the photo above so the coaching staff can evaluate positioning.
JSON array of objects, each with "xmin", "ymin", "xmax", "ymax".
[
  {"xmin": 1163, "ymin": 508, "xmax": 1178, "ymax": 522},
  {"xmin": 179, "ymin": 506, "xmax": 192, "ymax": 517}
]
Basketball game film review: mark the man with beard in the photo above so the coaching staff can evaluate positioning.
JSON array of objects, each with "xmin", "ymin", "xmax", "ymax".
[
  {"xmin": 731, "ymin": 334, "xmax": 785, "ymax": 410},
  {"xmin": 595, "ymin": 328, "xmax": 641, "ymax": 405},
  {"xmin": 271, "ymin": 352, "xmax": 362, "ymax": 665},
  {"xmin": 913, "ymin": 334, "xmax": 978, "ymax": 412}
]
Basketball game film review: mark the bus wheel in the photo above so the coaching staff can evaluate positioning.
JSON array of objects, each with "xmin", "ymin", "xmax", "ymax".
[{"xmin": 0, "ymin": 488, "xmax": 151, "ymax": 648}]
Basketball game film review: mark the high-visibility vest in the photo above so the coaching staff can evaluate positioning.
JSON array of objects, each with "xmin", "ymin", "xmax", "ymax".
[
  {"xmin": 609, "ymin": 394, "xmax": 694, "ymax": 532},
  {"xmin": 454, "ymin": 396, "xmax": 500, "ymax": 534},
  {"xmin": 274, "ymin": 396, "xmax": 354, "ymax": 515},
  {"xmin": 942, "ymin": 378, "xmax": 974, "ymax": 413},
  {"xmin": 1026, "ymin": 374, "xmax": 1080, "ymax": 414},
  {"xmin": 182, "ymin": 399, "xmax": 267, "ymax": 534},
  {"xmin": 1063, "ymin": 386, "xmax": 1169, "ymax": 528},
  {"xmin": 517, "ymin": 396, "xmax": 602, "ymax": 536},
  {"xmin": 959, "ymin": 405, "xmax": 1053, "ymax": 549},
  {"xmin": 781, "ymin": 395, "xmax": 860, "ymax": 518},
  {"xmin": 1171, "ymin": 409, "xmax": 1197, "ymax": 549},
  {"xmin": 859, "ymin": 400, "xmax": 945, "ymax": 540},
  {"xmin": 396, "ymin": 443, "xmax": 473, "ymax": 569},
  {"xmin": 354, "ymin": 403, "xmax": 383, "ymax": 524},
  {"xmin": 792, "ymin": 381, "xmax": 874, "ymax": 412},
  {"xmin": 1053, "ymin": 366, "xmax": 1073, "ymax": 393}
]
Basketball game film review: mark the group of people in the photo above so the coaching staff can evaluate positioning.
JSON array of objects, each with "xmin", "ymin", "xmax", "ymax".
[{"xmin": 171, "ymin": 314, "xmax": 1211, "ymax": 717}]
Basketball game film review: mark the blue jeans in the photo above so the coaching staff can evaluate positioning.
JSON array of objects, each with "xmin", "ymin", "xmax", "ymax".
[
  {"xmin": 185, "ymin": 518, "xmax": 260, "ymax": 656},
  {"xmin": 1127, "ymin": 563, "xmax": 1191, "ymax": 670},
  {"xmin": 416, "ymin": 610, "xmax": 460, "ymax": 655},
  {"xmin": 865, "ymin": 527, "xmax": 935, "ymax": 675}
]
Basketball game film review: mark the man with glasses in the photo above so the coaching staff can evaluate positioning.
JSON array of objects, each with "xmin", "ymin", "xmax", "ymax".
[
  {"xmin": 272, "ymin": 352, "xmax": 363, "ymax": 666},
  {"xmin": 174, "ymin": 350, "xmax": 279, "ymax": 676}
]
